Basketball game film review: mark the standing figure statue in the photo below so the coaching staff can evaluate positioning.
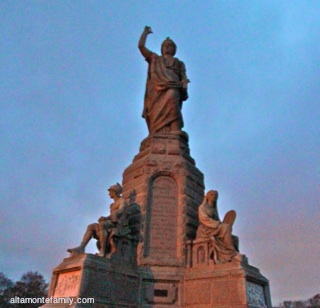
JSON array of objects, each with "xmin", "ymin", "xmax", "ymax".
[
  {"xmin": 67, "ymin": 183, "xmax": 130, "ymax": 258},
  {"xmin": 197, "ymin": 190, "xmax": 238, "ymax": 263},
  {"xmin": 138, "ymin": 26, "xmax": 189, "ymax": 134}
]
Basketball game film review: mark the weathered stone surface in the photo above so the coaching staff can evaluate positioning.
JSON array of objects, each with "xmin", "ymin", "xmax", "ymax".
[
  {"xmin": 53, "ymin": 270, "xmax": 81, "ymax": 298},
  {"xmin": 122, "ymin": 131, "xmax": 205, "ymax": 269},
  {"xmin": 184, "ymin": 251, "xmax": 272, "ymax": 307},
  {"xmin": 42, "ymin": 254, "xmax": 139, "ymax": 308},
  {"xmin": 145, "ymin": 176, "xmax": 178, "ymax": 260}
]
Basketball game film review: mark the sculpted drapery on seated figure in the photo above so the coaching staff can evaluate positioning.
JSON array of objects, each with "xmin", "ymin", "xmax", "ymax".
[
  {"xmin": 197, "ymin": 190, "xmax": 238, "ymax": 263},
  {"xmin": 67, "ymin": 183, "xmax": 130, "ymax": 258},
  {"xmin": 138, "ymin": 26, "xmax": 189, "ymax": 134}
]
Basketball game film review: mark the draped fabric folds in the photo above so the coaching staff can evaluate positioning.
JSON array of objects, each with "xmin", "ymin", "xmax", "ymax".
[
  {"xmin": 143, "ymin": 53, "xmax": 188, "ymax": 134},
  {"xmin": 198, "ymin": 201, "xmax": 237, "ymax": 263}
]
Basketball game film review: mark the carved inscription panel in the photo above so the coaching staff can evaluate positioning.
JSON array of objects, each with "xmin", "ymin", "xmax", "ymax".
[
  {"xmin": 246, "ymin": 281, "xmax": 267, "ymax": 308},
  {"xmin": 146, "ymin": 176, "xmax": 178, "ymax": 259},
  {"xmin": 53, "ymin": 271, "xmax": 81, "ymax": 297}
]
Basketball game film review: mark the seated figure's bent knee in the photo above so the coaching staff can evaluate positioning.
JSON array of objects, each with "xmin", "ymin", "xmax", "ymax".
[
  {"xmin": 222, "ymin": 223, "xmax": 231, "ymax": 231},
  {"xmin": 99, "ymin": 220, "xmax": 114, "ymax": 229}
]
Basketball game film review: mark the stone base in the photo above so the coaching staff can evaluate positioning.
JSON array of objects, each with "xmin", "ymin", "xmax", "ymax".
[
  {"xmin": 184, "ymin": 246, "xmax": 272, "ymax": 308},
  {"xmin": 41, "ymin": 253, "xmax": 139, "ymax": 308},
  {"xmin": 139, "ymin": 266, "xmax": 183, "ymax": 307},
  {"xmin": 43, "ymin": 128, "xmax": 273, "ymax": 307},
  {"xmin": 44, "ymin": 251, "xmax": 271, "ymax": 308}
]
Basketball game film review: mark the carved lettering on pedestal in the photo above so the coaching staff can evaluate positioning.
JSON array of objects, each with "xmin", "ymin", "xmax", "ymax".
[
  {"xmin": 53, "ymin": 271, "xmax": 81, "ymax": 297},
  {"xmin": 145, "ymin": 175, "xmax": 178, "ymax": 260}
]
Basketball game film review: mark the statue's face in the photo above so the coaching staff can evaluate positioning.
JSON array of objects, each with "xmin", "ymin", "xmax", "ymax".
[
  {"xmin": 207, "ymin": 190, "xmax": 218, "ymax": 204},
  {"xmin": 162, "ymin": 41, "xmax": 175, "ymax": 56},
  {"xmin": 108, "ymin": 189, "xmax": 117, "ymax": 198}
]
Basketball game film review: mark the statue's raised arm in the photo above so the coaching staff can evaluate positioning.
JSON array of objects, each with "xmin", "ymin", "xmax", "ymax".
[
  {"xmin": 138, "ymin": 26, "xmax": 153, "ymax": 59},
  {"xmin": 138, "ymin": 27, "xmax": 189, "ymax": 135}
]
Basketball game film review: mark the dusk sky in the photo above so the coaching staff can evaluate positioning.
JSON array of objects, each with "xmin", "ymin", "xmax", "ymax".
[{"xmin": 1, "ymin": 1, "xmax": 319, "ymax": 305}]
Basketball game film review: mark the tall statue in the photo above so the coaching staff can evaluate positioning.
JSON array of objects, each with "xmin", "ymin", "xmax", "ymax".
[
  {"xmin": 138, "ymin": 26, "xmax": 189, "ymax": 134},
  {"xmin": 197, "ymin": 190, "xmax": 238, "ymax": 263},
  {"xmin": 67, "ymin": 183, "xmax": 130, "ymax": 258}
]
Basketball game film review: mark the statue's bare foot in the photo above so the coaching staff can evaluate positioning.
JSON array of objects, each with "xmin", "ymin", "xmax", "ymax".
[{"xmin": 67, "ymin": 245, "xmax": 85, "ymax": 256}]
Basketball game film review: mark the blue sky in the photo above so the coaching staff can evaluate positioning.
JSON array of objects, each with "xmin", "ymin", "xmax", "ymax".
[{"xmin": 1, "ymin": 1, "xmax": 319, "ymax": 305}]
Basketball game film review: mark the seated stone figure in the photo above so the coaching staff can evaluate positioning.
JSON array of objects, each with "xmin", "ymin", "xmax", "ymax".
[
  {"xmin": 197, "ymin": 190, "xmax": 238, "ymax": 263},
  {"xmin": 67, "ymin": 183, "xmax": 130, "ymax": 258}
]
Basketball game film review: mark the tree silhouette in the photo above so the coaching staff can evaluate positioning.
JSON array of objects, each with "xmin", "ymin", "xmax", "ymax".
[
  {"xmin": 0, "ymin": 272, "xmax": 14, "ymax": 306},
  {"xmin": 0, "ymin": 271, "xmax": 48, "ymax": 307}
]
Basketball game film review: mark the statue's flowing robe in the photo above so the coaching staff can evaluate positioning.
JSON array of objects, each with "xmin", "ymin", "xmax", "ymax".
[
  {"xmin": 198, "ymin": 203, "xmax": 237, "ymax": 263},
  {"xmin": 143, "ymin": 53, "xmax": 188, "ymax": 134}
]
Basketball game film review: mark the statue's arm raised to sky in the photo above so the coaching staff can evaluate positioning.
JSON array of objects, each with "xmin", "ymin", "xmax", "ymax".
[{"xmin": 138, "ymin": 26, "xmax": 189, "ymax": 134}]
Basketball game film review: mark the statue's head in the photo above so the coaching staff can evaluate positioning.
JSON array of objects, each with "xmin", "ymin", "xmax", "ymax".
[
  {"xmin": 161, "ymin": 37, "xmax": 177, "ymax": 56},
  {"xmin": 206, "ymin": 190, "xmax": 218, "ymax": 204},
  {"xmin": 108, "ymin": 182, "xmax": 122, "ymax": 196}
]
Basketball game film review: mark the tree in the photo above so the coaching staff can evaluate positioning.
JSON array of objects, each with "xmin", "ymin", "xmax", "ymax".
[
  {"xmin": 0, "ymin": 272, "xmax": 14, "ymax": 306},
  {"xmin": 6, "ymin": 271, "xmax": 48, "ymax": 308},
  {"xmin": 278, "ymin": 295, "xmax": 320, "ymax": 308},
  {"xmin": 308, "ymin": 294, "xmax": 320, "ymax": 308}
]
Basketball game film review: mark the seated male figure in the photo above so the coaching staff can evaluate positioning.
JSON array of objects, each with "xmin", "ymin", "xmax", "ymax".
[{"xmin": 67, "ymin": 183, "xmax": 130, "ymax": 258}]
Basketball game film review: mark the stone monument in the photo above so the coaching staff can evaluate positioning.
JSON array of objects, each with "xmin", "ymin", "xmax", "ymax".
[{"xmin": 43, "ymin": 26, "xmax": 272, "ymax": 307}]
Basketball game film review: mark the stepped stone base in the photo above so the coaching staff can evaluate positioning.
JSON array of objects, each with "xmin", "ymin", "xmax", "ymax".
[
  {"xmin": 43, "ymin": 130, "xmax": 272, "ymax": 307},
  {"xmin": 43, "ymin": 252, "xmax": 271, "ymax": 307},
  {"xmin": 185, "ymin": 239, "xmax": 272, "ymax": 308},
  {"xmin": 42, "ymin": 253, "xmax": 139, "ymax": 308}
]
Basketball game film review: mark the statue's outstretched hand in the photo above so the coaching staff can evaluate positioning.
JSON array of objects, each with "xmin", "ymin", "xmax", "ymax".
[
  {"xmin": 139, "ymin": 26, "xmax": 153, "ymax": 58},
  {"xmin": 144, "ymin": 26, "xmax": 153, "ymax": 34}
]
